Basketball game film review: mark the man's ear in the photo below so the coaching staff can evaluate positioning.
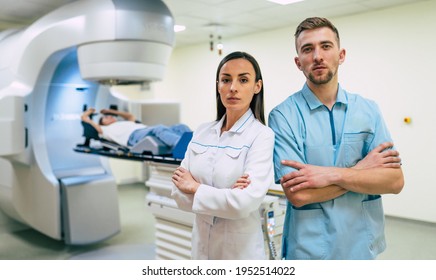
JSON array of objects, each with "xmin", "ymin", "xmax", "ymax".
[
  {"xmin": 339, "ymin": 48, "xmax": 346, "ymax": 65},
  {"xmin": 295, "ymin": 56, "xmax": 302, "ymax": 70}
]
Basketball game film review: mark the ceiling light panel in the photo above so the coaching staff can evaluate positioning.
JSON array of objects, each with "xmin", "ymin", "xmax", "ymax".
[{"xmin": 267, "ymin": 0, "xmax": 304, "ymax": 5}]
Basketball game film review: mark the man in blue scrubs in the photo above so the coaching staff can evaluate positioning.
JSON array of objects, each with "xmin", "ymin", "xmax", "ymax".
[{"xmin": 268, "ymin": 17, "xmax": 404, "ymax": 259}]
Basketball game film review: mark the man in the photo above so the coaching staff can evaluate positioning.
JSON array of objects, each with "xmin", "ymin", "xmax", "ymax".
[
  {"xmin": 81, "ymin": 107, "xmax": 191, "ymax": 149},
  {"xmin": 268, "ymin": 17, "xmax": 404, "ymax": 259}
]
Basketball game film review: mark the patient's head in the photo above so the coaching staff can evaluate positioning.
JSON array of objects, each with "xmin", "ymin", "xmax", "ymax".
[{"xmin": 99, "ymin": 115, "xmax": 117, "ymax": 126}]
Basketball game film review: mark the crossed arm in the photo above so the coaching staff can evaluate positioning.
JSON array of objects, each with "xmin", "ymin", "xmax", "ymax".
[
  {"xmin": 281, "ymin": 142, "xmax": 404, "ymax": 207},
  {"xmin": 172, "ymin": 169, "xmax": 249, "ymax": 194}
]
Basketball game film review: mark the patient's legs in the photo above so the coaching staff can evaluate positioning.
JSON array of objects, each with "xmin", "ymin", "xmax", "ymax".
[
  {"xmin": 128, "ymin": 124, "xmax": 191, "ymax": 147},
  {"xmin": 168, "ymin": 124, "xmax": 191, "ymax": 135},
  {"xmin": 152, "ymin": 124, "xmax": 191, "ymax": 147}
]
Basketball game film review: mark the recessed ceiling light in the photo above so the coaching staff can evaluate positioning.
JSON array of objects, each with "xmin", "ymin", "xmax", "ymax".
[
  {"xmin": 174, "ymin": 25, "xmax": 186, "ymax": 32},
  {"xmin": 267, "ymin": 0, "xmax": 304, "ymax": 5}
]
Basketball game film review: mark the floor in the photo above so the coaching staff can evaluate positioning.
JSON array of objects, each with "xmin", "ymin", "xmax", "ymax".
[
  {"xmin": 0, "ymin": 182, "xmax": 156, "ymax": 260},
  {"xmin": 1, "ymin": 182, "xmax": 436, "ymax": 260}
]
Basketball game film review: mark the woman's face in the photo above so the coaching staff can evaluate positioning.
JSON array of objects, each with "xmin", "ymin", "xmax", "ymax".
[{"xmin": 217, "ymin": 58, "xmax": 262, "ymax": 116}]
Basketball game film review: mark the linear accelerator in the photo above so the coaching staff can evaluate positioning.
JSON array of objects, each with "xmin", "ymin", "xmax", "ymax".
[{"xmin": 0, "ymin": 0, "xmax": 174, "ymax": 245}]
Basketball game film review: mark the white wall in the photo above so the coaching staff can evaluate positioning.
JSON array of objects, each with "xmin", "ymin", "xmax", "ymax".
[{"xmin": 154, "ymin": 0, "xmax": 436, "ymax": 223}]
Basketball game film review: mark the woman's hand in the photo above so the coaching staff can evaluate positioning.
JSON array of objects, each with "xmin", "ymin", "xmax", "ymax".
[
  {"xmin": 232, "ymin": 174, "xmax": 250, "ymax": 189},
  {"xmin": 172, "ymin": 166, "xmax": 200, "ymax": 194}
]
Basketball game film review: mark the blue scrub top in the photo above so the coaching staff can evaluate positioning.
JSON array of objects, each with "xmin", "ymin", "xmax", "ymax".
[{"xmin": 268, "ymin": 83, "xmax": 393, "ymax": 259}]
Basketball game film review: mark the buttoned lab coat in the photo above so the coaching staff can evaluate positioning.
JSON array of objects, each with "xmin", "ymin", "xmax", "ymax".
[{"xmin": 172, "ymin": 109, "xmax": 275, "ymax": 259}]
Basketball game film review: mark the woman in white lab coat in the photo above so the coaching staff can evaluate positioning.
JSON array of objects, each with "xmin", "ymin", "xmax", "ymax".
[{"xmin": 171, "ymin": 51, "xmax": 275, "ymax": 260}]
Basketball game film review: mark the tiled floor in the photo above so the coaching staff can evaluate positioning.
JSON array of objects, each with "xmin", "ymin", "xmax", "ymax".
[{"xmin": 0, "ymin": 182, "xmax": 435, "ymax": 260}]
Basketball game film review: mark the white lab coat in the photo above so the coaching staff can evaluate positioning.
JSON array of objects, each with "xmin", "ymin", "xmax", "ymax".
[{"xmin": 171, "ymin": 109, "xmax": 275, "ymax": 259}]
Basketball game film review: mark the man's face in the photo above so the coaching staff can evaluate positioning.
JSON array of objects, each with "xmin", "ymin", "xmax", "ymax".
[
  {"xmin": 294, "ymin": 27, "xmax": 345, "ymax": 86},
  {"xmin": 101, "ymin": 115, "xmax": 117, "ymax": 126}
]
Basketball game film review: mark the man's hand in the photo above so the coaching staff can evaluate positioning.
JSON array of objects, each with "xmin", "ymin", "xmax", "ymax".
[
  {"xmin": 100, "ymin": 108, "xmax": 113, "ymax": 115},
  {"xmin": 280, "ymin": 160, "xmax": 335, "ymax": 193},
  {"xmin": 280, "ymin": 142, "xmax": 402, "ymax": 194},
  {"xmin": 81, "ymin": 108, "xmax": 96, "ymax": 121},
  {"xmin": 354, "ymin": 142, "xmax": 401, "ymax": 169}
]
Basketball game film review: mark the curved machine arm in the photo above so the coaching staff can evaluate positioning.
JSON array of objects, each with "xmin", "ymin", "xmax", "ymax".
[{"xmin": 1, "ymin": 0, "xmax": 174, "ymax": 91}]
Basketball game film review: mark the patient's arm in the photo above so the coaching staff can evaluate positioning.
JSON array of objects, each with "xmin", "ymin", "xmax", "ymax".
[
  {"xmin": 81, "ymin": 108, "xmax": 103, "ymax": 134},
  {"xmin": 100, "ymin": 108, "xmax": 136, "ymax": 122}
]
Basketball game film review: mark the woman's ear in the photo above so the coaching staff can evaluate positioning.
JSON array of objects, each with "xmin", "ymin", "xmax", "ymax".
[{"xmin": 254, "ymin": 79, "xmax": 262, "ymax": 94}]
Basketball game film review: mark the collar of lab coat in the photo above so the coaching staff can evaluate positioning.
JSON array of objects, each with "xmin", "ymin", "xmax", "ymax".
[
  {"xmin": 213, "ymin": 109, "xmax": 254, "ymax": 135},
  {"xmin": 302, "ymin": 83, "xmax": 348, "ymax": 110}
]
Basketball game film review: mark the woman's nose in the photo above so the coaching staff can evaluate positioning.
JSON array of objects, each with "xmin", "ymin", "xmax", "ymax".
[{"xmin": 230, "ymin": 81, "xmax": 238, "ymax": 92}]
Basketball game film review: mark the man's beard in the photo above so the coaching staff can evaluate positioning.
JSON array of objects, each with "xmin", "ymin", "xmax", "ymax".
[{"xmin": 308, "ymin": 70, "xmax": 334, "ymax": 85}]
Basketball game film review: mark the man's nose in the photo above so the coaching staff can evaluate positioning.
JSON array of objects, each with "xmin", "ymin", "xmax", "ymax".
[{"xmin": 313, "ymin": 47, "xmax": 323, "ymax": 62}]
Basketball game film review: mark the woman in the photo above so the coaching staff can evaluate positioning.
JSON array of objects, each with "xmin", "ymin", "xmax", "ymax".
[{"xmin": 171, "ymin": 51, "xmax": 275, "ymax": 259}]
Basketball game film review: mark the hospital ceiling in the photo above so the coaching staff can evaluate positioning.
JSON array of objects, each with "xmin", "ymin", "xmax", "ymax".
[{"xmin": 0, "ymin": 0, "xmax": 429, "ymax": 49}]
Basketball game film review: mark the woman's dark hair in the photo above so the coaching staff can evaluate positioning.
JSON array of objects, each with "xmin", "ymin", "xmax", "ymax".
[{"xmin": 215, "ymin": 51, "xmax": 265, "ymax": 124}]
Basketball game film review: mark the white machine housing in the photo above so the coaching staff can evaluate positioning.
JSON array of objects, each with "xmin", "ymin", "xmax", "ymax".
[{"xmin": 0, "ymin": 0, "xmax": 174, "ymax": 244}]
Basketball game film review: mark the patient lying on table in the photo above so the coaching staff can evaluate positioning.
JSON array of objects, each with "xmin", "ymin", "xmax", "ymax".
[{"xmin": 81, "ymin": 108, "xmax": 192, "ymax": 150}]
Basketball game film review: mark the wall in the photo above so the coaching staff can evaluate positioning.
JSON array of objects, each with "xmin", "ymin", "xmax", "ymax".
[{"xmin": 154, "ymin": 0, "xmax": 436, "ymax": 223}]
